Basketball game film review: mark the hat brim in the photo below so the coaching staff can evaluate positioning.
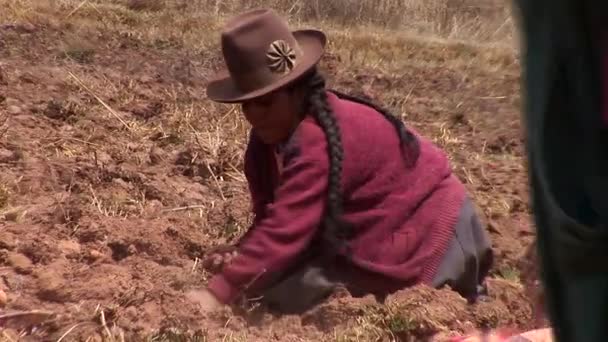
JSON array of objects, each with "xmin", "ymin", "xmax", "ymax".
[{"xmin": 206, "ymin": 29, "xmax": 327, "ymax": 104}]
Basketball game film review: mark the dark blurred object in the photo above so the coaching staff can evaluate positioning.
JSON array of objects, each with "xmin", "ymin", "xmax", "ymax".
[{"xmin": 512, "ymin": 0, "xmax": 608, "ymax": 340}]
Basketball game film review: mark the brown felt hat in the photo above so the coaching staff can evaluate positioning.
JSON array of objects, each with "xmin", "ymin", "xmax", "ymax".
[{"xmin": 206, "ymin": 8, "xmax": 327, "ymax": 103}]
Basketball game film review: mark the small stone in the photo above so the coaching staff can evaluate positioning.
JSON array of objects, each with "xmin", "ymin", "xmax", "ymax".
[
  {"xmin": 88, "ymin": 250, "xmax": 104, "ymax": 260},
  {"xmin": 7, "ymin": 105, "xmax": 21, "ymax": 114},
  {"xmin": 0, "ymin": 148, "xmax": 15, "ymax": 163},
  {"xmin": 0, "ymin": 288, "xmax": 8, "ymax": 306},
  {"xmin": 148, "ymin": 146, "xmax": 165, "ymax": 165},
  {"xmin": 58, "ymin": 240, "xmax": 81, "ymax": 258},
  {"xmin": 127, "ymin": 244, "xmax": 137, "ymax": 255},
  {"xmin": 20, "ymin": 23, "xmax": 36, "ymax": 33},
  {"xmin": 139, "ymin": 75, "xmax": 153, "ymax": 83},
  {"xmin": 147, "ymin": 199, "xmax": 162, "ymax": 209},
  {"xmin": 94, "ymin": 151, "xmax": 112, "ymax": 164},
  {"xmin": 112, "ymin": 178, "xmax": 130, "ymax": 189},
  {"xmin": 7, "ymin": 253, "xmax": 33, "ymax": 274}
]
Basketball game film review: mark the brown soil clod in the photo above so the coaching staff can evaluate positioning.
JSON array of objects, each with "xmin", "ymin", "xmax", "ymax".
[
  {"xmin": 36, "ymin": 270, "xmax": 72, "ymax": 302},
  {"xmin": 124, "ymin": 101, "xmax": 164, "ymax": 120},
  {"xmin": 4, "ymin": 252, "xmax": 34, "ymax": 275},
  {"xmin": 42, "ymin": 100, "xmax": 78, "ymax": 121}
]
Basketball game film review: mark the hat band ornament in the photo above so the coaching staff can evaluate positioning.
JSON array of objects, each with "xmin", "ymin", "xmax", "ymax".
[{"xmin": 267, "ymin": 40, "xmax": 297, "ymax": 75}]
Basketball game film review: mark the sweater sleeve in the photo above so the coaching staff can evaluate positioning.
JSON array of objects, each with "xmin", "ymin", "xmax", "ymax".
[
  {"xmin": 234, "ymin": 132, "xmax": 271, "ymax": 248},
  {"xmin": 244, "ymin": 132, "xmax": 270, "ymax": 224},
  {"xmin": 207, "ymin": 129, "xmax": 329, "ymax": 304}
]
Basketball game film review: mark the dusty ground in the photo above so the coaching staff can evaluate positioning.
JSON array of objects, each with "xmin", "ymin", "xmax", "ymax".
[{"xmin": 0, "ymin": 1, "xmax": 538, "ymax": 341}]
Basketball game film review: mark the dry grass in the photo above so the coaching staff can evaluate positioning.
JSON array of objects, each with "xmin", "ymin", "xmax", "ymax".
[
  {"xmin": 1, "ymin": 0, "xmax": 518, "ymax": 61},
  {"xmin": 190, "ymin": 0, "xmax": 515, "ymax": 43}
]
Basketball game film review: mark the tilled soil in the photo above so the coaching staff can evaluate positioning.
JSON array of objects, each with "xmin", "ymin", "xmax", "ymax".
[{"xmin": 0, "ymin": 17, "xmax": 538, "ymax": 341}]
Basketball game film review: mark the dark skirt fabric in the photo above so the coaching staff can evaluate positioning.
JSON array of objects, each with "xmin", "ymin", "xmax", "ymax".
[{"xmin": 430, "ymin": 196, "xmax": 493, "ymax": 301}]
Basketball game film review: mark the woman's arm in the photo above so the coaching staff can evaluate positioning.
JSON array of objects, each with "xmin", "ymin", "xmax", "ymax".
[{"xmin": 208, "ymin": 124, "xmax": 330, "ymax": 304}]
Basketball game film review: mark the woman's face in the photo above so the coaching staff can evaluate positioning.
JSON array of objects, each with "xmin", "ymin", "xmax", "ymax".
[{"xmin": 241, "ymin": 88, "xmax": 303, "ymax": 145}]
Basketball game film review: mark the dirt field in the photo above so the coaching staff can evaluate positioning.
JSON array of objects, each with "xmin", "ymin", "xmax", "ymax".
[{"xmin": 0, "ymin": 0, "xmax": 540, "ymax": 341}]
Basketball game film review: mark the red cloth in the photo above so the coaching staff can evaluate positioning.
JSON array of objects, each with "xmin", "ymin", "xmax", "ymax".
[{"xmin": 207, "ymin": 91, "xmax": 467, "ymax": 303}]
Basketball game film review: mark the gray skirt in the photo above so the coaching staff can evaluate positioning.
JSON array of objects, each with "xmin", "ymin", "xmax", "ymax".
[{"xmin": 250, "ymin": 196, "xmax": 494, "ymax": 314}]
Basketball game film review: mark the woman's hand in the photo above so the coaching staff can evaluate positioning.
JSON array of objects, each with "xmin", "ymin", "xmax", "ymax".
[
  {"xmin": 186, "ymin": 288, "xmax": 224, "ymax": 312},
  {"xmin": 202, "ymin": 245, "xmax": 238, "ymax": 274}
]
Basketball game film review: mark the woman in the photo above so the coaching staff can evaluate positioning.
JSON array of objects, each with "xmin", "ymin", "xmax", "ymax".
[{"xmin": 186, "ymin": 8, "xmax": 493, "ymax": 314}]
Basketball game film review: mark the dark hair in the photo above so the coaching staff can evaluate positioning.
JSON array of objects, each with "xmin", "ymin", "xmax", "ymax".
[{"xmin": 294, "ymin": 68, "xmax": 420, "ymax": 256}]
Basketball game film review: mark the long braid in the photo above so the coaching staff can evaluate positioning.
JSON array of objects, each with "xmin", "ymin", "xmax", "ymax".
[
  {"xmin": 328, "ymin": 89, "xmax": 420, "ymax": 167},
  {"xmin": 294, "ymin": 69, "xmax": 421, "ymax": 255},
  {"xmin": 298, "ymin": 71, "xmax": 352, "ymax": 255}
]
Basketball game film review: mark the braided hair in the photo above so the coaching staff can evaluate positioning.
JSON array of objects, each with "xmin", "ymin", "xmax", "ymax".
[{"xmin": 293, "ymin": 68, "xmax": 421, "ymax": 256}]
